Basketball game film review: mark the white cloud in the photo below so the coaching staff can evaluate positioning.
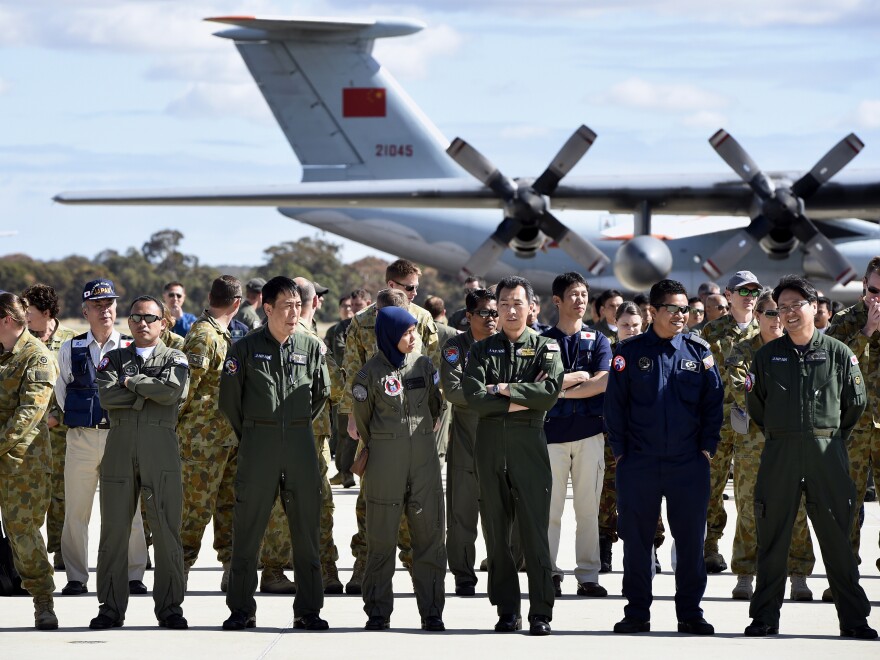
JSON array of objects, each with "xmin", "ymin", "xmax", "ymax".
[
  {"xmin": 374, "ymin": 23, "xmax": 463, "ymax": 80},
  {"xmin": 602, "ymin": 78, "xmax": 729, "ymax": 113},
  {"xmin": 681, "ymin": 111, "xmax": 728, "ymax": 130},
  {"xmin": 498, "ymin": 124, "xmax": 552, "ymax": 140},
  {"xmin": 855, "ymin": 100, "xmax": 880, "ymax": 129},
  {"xmin": 165, "ymin": 82, "xmax": 273, "ymax": 123}
]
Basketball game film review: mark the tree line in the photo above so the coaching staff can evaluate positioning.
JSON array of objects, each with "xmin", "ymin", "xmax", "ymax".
[{"xmin": 1, "ymin": 230, "xmax": 469, "ymax": 323}]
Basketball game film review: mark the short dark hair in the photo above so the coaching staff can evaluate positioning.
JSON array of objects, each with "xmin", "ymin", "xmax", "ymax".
[
  {"xmin": 816, "ymin": 296, "xmax": 831, "ymax": 309},
  {"xmin": 350, "ymin": 288, "xmax": 372, "ymax": 303},
  {"xmin": 615, "ymin": 301, "xmax": 641, "ymax": 322},
  {"xmin": 21, "ymin": 283, "xmax": 60, "ymax": 318},
  {"xmin": 551, "ymin": 272, "xmax": 588, "ymax": 299},
  {"xmin": 633, "ymin": 293, "xmax": 650, "ymax": 307},
  {"xmin": 163, "ymin": 281, "xmax": 185, "ymax": 293},
  {"xmin": 771, "ymin": 275, "xmax": 817, "ymax": 304},
  {"xmin": 385, "ymin": 259, "xmax": 421, "ymax": 282},
  {"xmin": 262, "ymin": 276, "xmax": 301, "ymax": 307},
  {"xmin": 649, "ymin": 279, "xmax": 688, "ymax": 307},
  {"xmin": 129, "ymin": 295, "xmax": 165, "ymax": 315},
  {"xmin": 687, "ymin": 296, "xmax": 702, "ymax": 306},
  {"xmin": 209, "ymin": 275, "xmax": 242, "ymax": 308},
  {"xmin": 495, "ymin": 276, "xmax": 534, "ymax": 303},
  {"xmin": 597, "ymin": 289, "xmax": 623, "ymax": 308},
  {"xmin": 465, "ymin": 288, "xmax": 496, "ymax": 313},
  {"xmin": 423, "ymin": 295, "xmax": 445, "ymax": 320},
  {"xmin": 338, "ymin": 295, "xmax": 352, "ymax": 306},
  {"xmin": 864, "ymin": 257, "xmax": 880, "ymax": 281}
]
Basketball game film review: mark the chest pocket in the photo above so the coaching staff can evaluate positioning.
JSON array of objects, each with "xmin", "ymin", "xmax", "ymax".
[
  {"xmin": 674, "ymin": 368, "xmax": 703, "ymax": 404},
  {"xmin": 811, "ymin": 363, "xmax": 842, "ymax": 423}
]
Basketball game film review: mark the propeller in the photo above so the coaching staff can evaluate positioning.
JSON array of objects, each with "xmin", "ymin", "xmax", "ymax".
[
  {"xmin": 447, "ymin": 125, "xmax": 610, "ymax": 280},
  {"xmin": 702, "ymin": 130, "xmax": 862, "ymax": 285}
]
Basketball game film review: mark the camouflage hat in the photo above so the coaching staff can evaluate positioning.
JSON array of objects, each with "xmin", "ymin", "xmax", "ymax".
[
  {"xmin": 82, "ymin": 279, "xmax": 118, "ymax": 301},
  {"xmin": 314, "ymin": 282, "xmax": 330, "ymax": 295},
  {"xmin": 246, "ymin": 277, "xmax": 266, "ymax": 293}
]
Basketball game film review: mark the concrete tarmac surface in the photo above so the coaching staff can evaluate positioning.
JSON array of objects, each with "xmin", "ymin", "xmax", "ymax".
[{"xmin": 1, "ymin": 471, "xmax": 877, "ymax": 659}]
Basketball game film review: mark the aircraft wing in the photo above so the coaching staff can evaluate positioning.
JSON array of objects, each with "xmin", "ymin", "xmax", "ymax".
[{"xmin": 54, "ymin": 171, "xmax": 880, "ymax": 220}]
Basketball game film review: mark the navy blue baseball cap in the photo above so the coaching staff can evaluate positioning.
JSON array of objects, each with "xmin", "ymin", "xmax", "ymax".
[{"xmin": 82, "ymin": 279, "xmax": 119, "ymax": 301}]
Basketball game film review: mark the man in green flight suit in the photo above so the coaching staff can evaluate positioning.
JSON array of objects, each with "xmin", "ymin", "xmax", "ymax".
[
  {"xmin": 462, "ymin": 275, "xmax": 564, "ymax": 636},
  {"xmin": 91, "ymin": 295, "xmax": 190, "ymax": 630},
  {"xmin": 745, "ymin": 275, "xmax": 875, "ymax": 640},
  {"xmin": 219, "ymin": 276, "xmax": 330, "ymax": 631}
]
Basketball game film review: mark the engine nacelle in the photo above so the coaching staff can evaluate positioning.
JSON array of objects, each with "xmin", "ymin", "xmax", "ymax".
[
  {"xmin": 613, "ymin": 236, "xmax": 674, "ymax": 291},
  {"xmin": 758, "ymin": 229, "xmax": 799, "ymax": 261},
  {"xmin": 509, "ymin": 227, "xmax": 545, "ymax": 259}
]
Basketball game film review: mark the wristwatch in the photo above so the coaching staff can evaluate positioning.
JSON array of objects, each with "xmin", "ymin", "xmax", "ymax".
[{"xmin": 490, "ymin": 384, "xmax": 500, "ymax": 395}]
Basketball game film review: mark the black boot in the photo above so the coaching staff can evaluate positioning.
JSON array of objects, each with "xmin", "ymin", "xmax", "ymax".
[{"xmin": 599, "ymin": 536, "xmax": 613, "ymax": 574}]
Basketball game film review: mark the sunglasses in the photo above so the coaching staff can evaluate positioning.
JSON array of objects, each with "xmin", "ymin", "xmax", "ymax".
[
  {"xmin": 165, "ymin": 292, "xmax": 184, "ymax": 299},
  {"xmin": 690, "ymin": 308, "xmax": 705, "ymax": 315},
  {"xmin": 474, "ymin": 309, "xmax": 499, "ymax": 319},
  {"xmin": 710, "ymin": 305, "xmax": 729, "ymax": 311},
  {"xmin": 866, "ymin": 285, "xmax": 880, "ymax": 295},
  {"xmin": 392, "ymin": 280, "xmax": 418, "ymax": 292},
  {"xmin": 732, "ymin": 287, "xmax": 761, "ymax": 297},
  {"xmin": 655, "ymin": 304, "xmax": 690, "ymax": 315},
  {"xmin": 129, "ymin": 313, "xmax": 161, "ymax": 324},
  {"xmin": 759, "ymin": 309, "xmax": 780, "ymax": 317}
]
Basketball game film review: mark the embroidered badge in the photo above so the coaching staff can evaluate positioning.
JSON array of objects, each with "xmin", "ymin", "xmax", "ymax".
[
  {"xmin": 851, "ymin": 355, "xmax": 859, "ymax": 366},
  {"xmin": 580, "ymin": 331, "xmax": 596, "ymax": 340},
  {"xmin": 224, "ymin": 357, "xmax": 239, "ymax": 376},
  {"xmin": 38, "ymin": 355, "xmax": 49, "ymax": 365},
  {"xmin": 123, "ymin": 364, "xmax": 138, "ymax": 376},
  {"xmin": 254, "ymin": 353, "xmax": 272, "ymax": 361},
  {"xmin": 545, "ymin": 342, "xmax": 560, "ymax": 352},
  {"xmin": 702, "ymin": 355, "xmax": 714, "ymax": 370},
  {"xmin": 680, "ymin": 359, "xmax": 699, "ymax": 373},
  {"xmin": 97, "ymin": 356, "xmax": 111, "ymax": 372},
  {"xmin": 638, "ymin": 357, "xmax": 652, "ymax": 371},
  {"xmin": 290, "ymin": 353, "xmax": 307, "ymax": 365},
  {"xmin": 771, "ymin": 356, "xmax": 788, "ymax": 363},
  {"xmin": 516, "ymin": 347, "xmax": 536, "ymax": 357},
  {"xmin": 444, "ymin": 346, "xmax": 460, "ymax": 365},
  {"xmin": 613, "ymin": 355, "xmax": 626, "ymax": 372},
  {"xmin": 187, "ymin": 353, "xmax": 206, "ymax": 369},
  {"xmin": 352, "ymin": 384, "xmax": 368, "ymax": 402},
  {"xmin": 172, "ymin": 355, "xmax": 189, "ymax": 367},
  {"xmin": 383, "ymin": 375, "xmax": 403, "ymax": 397},
  {"xmin": 854, "ymin": 375, "xmax": 862, "ymax": 385},
  {"xmin": 745, "ymin": 372, "xmax": 754, "ymax": 392}
]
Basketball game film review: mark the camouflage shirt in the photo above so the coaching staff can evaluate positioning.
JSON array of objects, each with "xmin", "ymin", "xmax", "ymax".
[
  {"xmin": 0, "ymin": 330, "xmax": 58, "ymax": 474},
  {"xmin": 725, "ymin": 333, "xmax": 767, "ymax": 427},
  {"xmin": 340, "ymin": 302, "xmax": 439, "ymax": 414},
  {"xmin": 700, "ymin": 313, "xmax": 760, "ymax": 411},
  {"xmin": 32, "ymin": 321, "xmax": 77, "ymax": 424},
  {"xmin": 161, "ymin": 328, "xmax": 185, "ymax": 351},
  {"xmin": 299, "ymin": 319, "xmax": 342, "ymax": 437},
  {"xmin": 178, "ymin": 311, "xmax": 236, "ymax": 447},
  {"xmin": 826, "ymin": 299, "xmax": 880, "ymax": 427}
]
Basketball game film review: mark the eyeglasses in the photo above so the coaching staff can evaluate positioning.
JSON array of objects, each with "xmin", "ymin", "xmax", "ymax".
[
  {"xmin": 710, "ymin": 305, "xmax": 729, "ymax": 311},
  {"xmin": 866, "ymin": 285, "xmax": 880, "ymax": 296},
  {"xmin": 733, "ymin": 287, "xmax": 761, "ymax": 297},
  {"xmin": 777, "ymin": 300, "xmax": 811, "ymax": 314},
  {"xmin": 690, "ymin": 308, "xmax": 705, "ymax": 316},
  {"xmin": 165, "ymin": 292, "xmax": 183, "ymax": 299},
  {"xmin": 474, "ymin": 309, "xmax": 499, "ymax": 319},
  {"xmin": 759, "ymin": 309, "xmax": 780, "ymax": 317},
  {"xmin": 129, "ymin": 313, "xmax": 161, "ymax": 324},
  {"xmin": 655, "ymin": 304, "xmax": 690, "ymax": 315},
  {"xmin": 392, "ymin": 280, "xmax": 418, "ymax": 292}
]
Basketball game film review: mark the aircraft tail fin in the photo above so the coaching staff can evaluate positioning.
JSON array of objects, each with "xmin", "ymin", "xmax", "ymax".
[{"xmin": 209, "ymin": 16, "xmax": 462, "ymax": 182}]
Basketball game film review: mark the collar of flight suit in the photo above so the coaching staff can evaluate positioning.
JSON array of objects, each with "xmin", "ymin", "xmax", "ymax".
[
  {"xmin": 779, "ymin": 328, "xmax": 822, "ymax": 350},
  {"xmin": 641, "ymin": 325, "xmax": 685, "ymax": 349}
]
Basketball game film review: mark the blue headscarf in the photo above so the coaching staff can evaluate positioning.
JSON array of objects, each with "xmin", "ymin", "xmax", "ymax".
[{"xmin": 375, "ymin": 306, "xmax": 418, "ymax": 368}]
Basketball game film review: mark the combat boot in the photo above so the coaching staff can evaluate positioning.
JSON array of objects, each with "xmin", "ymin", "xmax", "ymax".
[
  {"xmin": 789, "ymin": 574, "xmax": 813, "ymax": 601},
  {"xmin": 52, "ymin": 552, "xmax": 65, "ymax": 570},
  {"xmin": 220, "ymin": 562, "xmax": 231, "ymax": 593},
  {"xmin": 34, "ymin": 594, "xmax": 58, "ymax": 631},
  {"xmin": 346, "ymin": 558, "xmax": 366, "ymax": 595},
  {"xmin": 703, "ymin": 539, "xmax": 727, "ymax": 573},
  {"xmin": 260, "ymin": 568, "xmax": 296, "ymax": 594},
  {"xmin": 731, "ymin": 575, "xmax": 753, "ymax": 600},
  {"xmin": 329, "ymin": 472, "xmax": 344, "ymax": 486},
  {"xmin": 599, "ymin": 536, "xmax": 612, "ymax": 574},
  {"xmin": 323, "ymin": 562, "xmax": 344, "ymax": 595}
]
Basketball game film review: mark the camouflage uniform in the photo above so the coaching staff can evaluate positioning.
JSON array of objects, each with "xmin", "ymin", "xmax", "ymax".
[
  {"xmin": 701, "ymin": 314, "xmax": 760, "ymax": 554},
  {"xmin": 340, "ymin": 302, "xmax": 439, "ymax": 575},
  {"xmin": 178, "ymin": 312, "xmax": 237, "ymax": 572},
  {"xmin": 826, "ymin": 300, "xmax": 880, "ymax": 562},
  {"xmin": 0, "ymin": 330, "xmax": 58, "ymax": 598},
  {"xmin": 33, "ymin": 321, "xmax": 77, "ymax": 558},
  {"xmin": 726, "ymin": 334, "xmax": 815, "ymax": 576}
]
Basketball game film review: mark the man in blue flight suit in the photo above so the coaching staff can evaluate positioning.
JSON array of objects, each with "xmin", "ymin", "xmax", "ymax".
[{"xmin": 605, "ymin": 279, "xmax": 723, "ymax": 635}]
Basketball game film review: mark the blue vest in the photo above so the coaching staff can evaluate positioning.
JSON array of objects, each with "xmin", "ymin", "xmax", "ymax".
[{"xmin": 64, "ymin": 332, "xmax": 132, "ymax": 428}]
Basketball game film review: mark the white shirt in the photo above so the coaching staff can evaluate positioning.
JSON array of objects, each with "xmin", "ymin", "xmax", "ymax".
[{"xmin": 56, "ymin": 329, "xmax": 127, "ymax": 411}]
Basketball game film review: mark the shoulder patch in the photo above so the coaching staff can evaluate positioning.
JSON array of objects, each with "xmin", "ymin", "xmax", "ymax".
[
  {"xmin": 443, "ymin": 346, "xmax": 460, "ymax": 365},
  {"xmin": 352, "ymin": 383, "xmax": 368, "ymax": 402},
  {"xmin": 545, "ymin": 341, "xmax": 560, "ymax": 352},
  {"xmin": 851, "ymin": 354, "xmax": 859, "ymax": 366},
  {"xmin": 187, "ymin": 353, "xmax": 207, "ymax": 369},
  {"xmin": 224, "ymin": 357, "xmax": 240, "ymax": 376},
  {"xmin": 687, "ymin": 333, "xmax": 711, "ymax": 349},
  {"xmin": 172, "ymin": 354, "xmax": 189, "ymax": 368},
  {"xmin": 38, "ymin": 355, "xmax": 49, "ymax": 365},
  {"xmin": 745, "ymin": 372, "xmax": 754, "ymax": 392},
  {"xmin": 97, "ymin": 356, "xmax": 111, "ymax": 372},
  {"xmin": 613, "ymin": 355, "xmax": 626, "ymax": 372},
  {"xmin": 702, "ymin": 355, "xmax": 715, "ymax": 370},
  {"xmin": 580, "ymin": 330, "xmax": 596, "ymax": 340}
]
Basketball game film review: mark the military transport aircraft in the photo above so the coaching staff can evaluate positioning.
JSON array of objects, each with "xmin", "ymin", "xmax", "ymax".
[{"xmin": 54, "ymin": 16, "xmax": 880, "ymax": 297}]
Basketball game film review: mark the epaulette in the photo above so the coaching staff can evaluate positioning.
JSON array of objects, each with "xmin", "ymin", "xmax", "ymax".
[{"xmin": 686, "ymin": 333, "xmax": 711, "ymax": 349}]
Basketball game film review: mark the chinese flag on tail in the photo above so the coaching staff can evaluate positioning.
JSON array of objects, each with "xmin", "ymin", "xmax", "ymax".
[{"xmin": 342, "ymin": 87, "xmax": 387, "ymax": 117}]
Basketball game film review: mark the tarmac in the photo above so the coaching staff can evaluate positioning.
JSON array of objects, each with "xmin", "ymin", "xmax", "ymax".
[{"xmin": 1, "ymin": 471, "xmax": 877, "ymax": 659}]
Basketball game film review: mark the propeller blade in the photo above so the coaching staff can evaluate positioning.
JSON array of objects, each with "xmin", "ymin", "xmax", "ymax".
[
  {"xmin": 790, "ymin": 216, "xmax": 858, "ymax": 285},
  {"xmin": 447, "ymin": 138, "xmax": 516, "ymax": 199},
  {"xmin": 791, "ymin": 133, "xmax": 865, "ymax": 199},
  {"xmin": 709, "ymin": 129, "xmax": 776, "ymax": 200},
  {"xmin": 539, "ymin": 212, "xmax": 610, "ymax": 276},
  {"xmin": 532, "ymin": 125, "xmax": 598, "ymax": 196},
  {"xmin": 700, "ymin": 216, "xmax": 772, "ymax": 279},
  {"xmin": 458, "ymin": 217, "xmax": 523, "ymax": 280}
]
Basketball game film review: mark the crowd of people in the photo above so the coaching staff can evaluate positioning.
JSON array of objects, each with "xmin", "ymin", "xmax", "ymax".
[{"xmin": 0, "ymin": 256, "xmax": 877, "ymax": 639}]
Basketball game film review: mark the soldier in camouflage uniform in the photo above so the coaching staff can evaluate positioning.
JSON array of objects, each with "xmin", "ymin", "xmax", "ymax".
[
  {"xmin": 0, "ymin": 293, "xmax": 60, "ymax": 629},
  {"xmin": 341, "ymin": 261, "xmax": 439, "ymax": 594},
  {"xmin": 177, "ymin": 276, "xmax": 242, "ymax": 591},
  {"xmin": 725, "ymin": 291, "xmax": 815, "ymax": 600},
  {"xmin": 700, "ymin": 271, "xmax": 762, "ymax": 573},
  {"xmin": 22, "ymin": 284, "xmax": 77, "ymax": 570},
  {"xmin": 827, "ymin": 257, "xmax": 880, "ymax": 578}
]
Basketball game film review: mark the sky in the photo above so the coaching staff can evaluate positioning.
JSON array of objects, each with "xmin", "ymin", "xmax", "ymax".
[{"xmin": 1, "ymin": 0, "xmax": 879, "ymax": 268}]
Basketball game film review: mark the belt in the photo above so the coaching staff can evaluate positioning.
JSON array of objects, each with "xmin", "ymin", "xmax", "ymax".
[
  {"xmin": 109, "ymin": 419, "xmax": 175, "ymax": 429},
  {"xmin": 71, "ymin": 422, "xmax": 110, "ymax": 430},
  {"xmin": 482, "ymin": 417, "xmax": 545, "ymax": 429},
  {"xmin": 243, "ymin": 419, "xmax": 309, "ymax": 429}
]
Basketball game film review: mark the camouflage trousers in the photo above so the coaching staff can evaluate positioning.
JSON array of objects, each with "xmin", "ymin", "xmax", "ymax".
[
  {"xmin": 261, "ymin": 435, "xmax": 338, "ymax": 568},
  {"xmin": 731, "ymin": 429, "xmax": 815, "ymax": 576},
  {"xmin": 0, "ymin": 469, "xmax": 54, "ymax": 596},
  {"xmin": 846, "ymin": 423, "xmax": 880, "ymax": 562},
  {"xmin": 599, "ymin": 441, "xmax": 665, "ymax": 545},
  {"xmin": 351, "ymin": 439, "xmax": 413, "ymax": 567},
  {"xmin": 179, "ymin": 440, "xmax": 237, "ymax": 568},
  {"xmin": 706, "ymin": 426, "xmax": 735, "ymax": 543},
  {"xmin": 46, "ymin": 426, "xmax": 67, "ymax": 554}
]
